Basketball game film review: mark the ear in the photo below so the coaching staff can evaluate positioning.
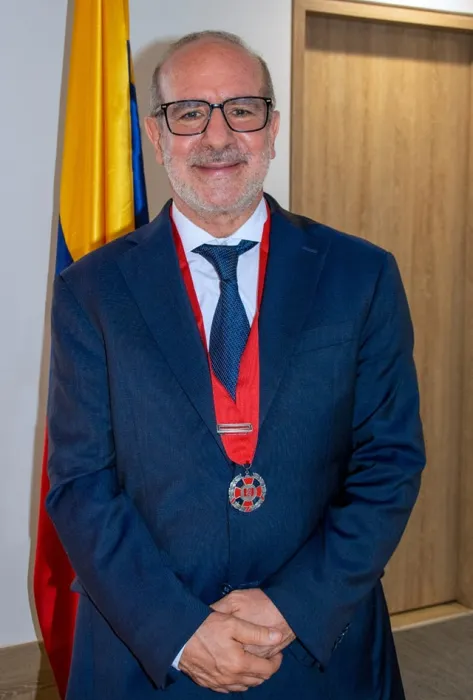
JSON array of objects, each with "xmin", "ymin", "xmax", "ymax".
[
  {"xmin": 268, "ymin": 110, "xmax": 280, "ymax": 160},
  {"xmin": 144, "ymin": 116, "xmax": 165, "ymax": 165}
]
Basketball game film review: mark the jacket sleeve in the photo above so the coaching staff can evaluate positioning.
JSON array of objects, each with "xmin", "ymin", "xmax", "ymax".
[
  {"xmin": 46, "ymin": 273, "xmax": 211, "ymax": 688},
  {"xmin": 261, "ymin": 252, "xmax": 425, "ymax": 668}
]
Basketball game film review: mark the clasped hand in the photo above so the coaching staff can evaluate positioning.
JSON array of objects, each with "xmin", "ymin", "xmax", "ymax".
[{"xmin": 179, "ymin": 589, "xmax": 295, "ymax": 693}]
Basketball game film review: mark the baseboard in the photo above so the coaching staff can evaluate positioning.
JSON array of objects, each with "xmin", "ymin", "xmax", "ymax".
[
  {"xmin": 0, "ymin": 640, "xmax": 59, "ymax": 700},
  {"xmin": 391, "ymin": 602, "xmax": 473, "ymax": 631}
]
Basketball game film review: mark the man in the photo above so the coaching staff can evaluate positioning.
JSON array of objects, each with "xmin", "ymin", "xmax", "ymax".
[{"xmin": 46, "ymin": 30, "xmax": 425, "ymax": 699}]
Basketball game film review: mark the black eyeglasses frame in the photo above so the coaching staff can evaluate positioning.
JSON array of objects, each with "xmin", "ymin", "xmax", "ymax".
[{"xmin": 156, "ymin": 96, "xmax": 273, "ymax": 136}]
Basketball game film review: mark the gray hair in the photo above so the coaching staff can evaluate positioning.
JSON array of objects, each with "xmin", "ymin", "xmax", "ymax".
[{"xmin": 149, "ymin": 30, "xmax": 276, "ymax": 117}]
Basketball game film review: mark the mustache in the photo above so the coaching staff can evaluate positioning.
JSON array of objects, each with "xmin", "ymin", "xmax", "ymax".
[{"xmin": 188, "ymin": 147, "xmax": 250, "ymax": 167}]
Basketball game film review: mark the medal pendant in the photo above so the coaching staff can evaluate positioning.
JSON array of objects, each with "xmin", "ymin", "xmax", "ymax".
[{"xmin": 229, "ymin": 471, "xmax": 266, "ymax": 513}]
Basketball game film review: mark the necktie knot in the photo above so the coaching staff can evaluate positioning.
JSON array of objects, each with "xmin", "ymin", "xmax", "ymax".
[{"xmin": 193, "ymin": 240, "xmax": 257, "ymax": 282}]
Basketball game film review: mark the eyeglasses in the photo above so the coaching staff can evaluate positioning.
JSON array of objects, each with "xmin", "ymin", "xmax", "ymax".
[{"xmin": 156, "ymin": 96, "xmax": 273, "ymax": 136}]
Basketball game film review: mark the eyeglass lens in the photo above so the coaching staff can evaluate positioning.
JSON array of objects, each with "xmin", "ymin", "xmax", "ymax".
[{"xmin": 165, "ymin": 97, "xmax": 268, "ymax": 135}]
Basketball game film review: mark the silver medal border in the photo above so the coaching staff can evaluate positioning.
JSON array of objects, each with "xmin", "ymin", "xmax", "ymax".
[{"xmin": 228, "ymin": 472, "xmax": 267, "ymax": 512}]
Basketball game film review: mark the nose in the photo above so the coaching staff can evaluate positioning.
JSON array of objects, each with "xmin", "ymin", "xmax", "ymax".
[{"xmin": 202, "ymin": 106, "xmax": 236, "ymax": 148}]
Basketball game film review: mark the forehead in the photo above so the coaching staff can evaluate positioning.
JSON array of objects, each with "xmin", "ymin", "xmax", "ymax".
[{"xmin": 160, "ymin": 40, "xmax": 265, "ymax": 103}]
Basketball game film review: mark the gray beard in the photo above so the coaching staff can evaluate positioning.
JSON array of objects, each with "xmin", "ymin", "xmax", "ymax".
[{"xmin": 162, "ymin": 148, "xmax": 271, "ymax": 217}]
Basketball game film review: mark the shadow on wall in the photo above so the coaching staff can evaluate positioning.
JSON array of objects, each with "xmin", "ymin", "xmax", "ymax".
[{"xmin": 134, "ymin": 39, "xmax": 175, "ymax": 219}]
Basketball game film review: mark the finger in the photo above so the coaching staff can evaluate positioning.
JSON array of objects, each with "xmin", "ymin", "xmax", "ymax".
[
  {"xmin": 188, "ymin": 669, "xmax": 231, "ymax": 693},
  {"xmin": 245, "ymin": 642, "xmax": 288, "ymax": 657},
  {"xmin": 268, "ymin": 644, "xmax": 289, "ymax": 657},
  {"xmin": 232, "ymin": 618, "xmax": 282, "ymax": 647},
  {"xmin": 243, "ymin": 644, "xmax": 274, "ymax": 658},
  {"xmin": 211, "ymin": 677, "xmax": 264, "ymax": 693},
  {"xmin": 217, "ymin": 680, "xmax": 265, "ymax": 693},
  {"xmin": 267, "ymin": 651, "xmax": 284, "ymax": 674},
  {"xmin": 210, "ymin": 598, "xmax": 231, "ymax": 613},
  {"xmin": 194, "ymin": 677, "xmax": 230, "ymax": 694},
  {"xmin": 237, "ymin": 675, "xmax": 267, "ymax": 688},
  {"xmin": 242, "ymin": 651, "xmax": 283, "ymax": 680}
]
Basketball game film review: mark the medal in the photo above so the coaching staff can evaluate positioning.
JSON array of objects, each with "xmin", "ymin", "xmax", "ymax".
[{"xmin": 229, "ymin": 467, "xmax": 267, "ymax": 513}]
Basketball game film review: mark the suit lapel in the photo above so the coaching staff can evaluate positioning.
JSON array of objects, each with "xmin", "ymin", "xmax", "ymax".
[
  {"xmin": 117, "ymin": 203, "xmax": 226, "ymax": 458},
  {"xmin": 117, "ymin": 197, "xmax": 330, "ymax": 456},
  {"xmin": 259, "ymin": 197, "xmax": 331, "ymax": 429}
]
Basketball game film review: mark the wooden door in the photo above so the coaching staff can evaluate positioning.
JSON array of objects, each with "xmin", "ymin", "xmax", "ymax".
[{"xmin": 292, "ymin": 1, "xmax": 473, "ymax": 613}]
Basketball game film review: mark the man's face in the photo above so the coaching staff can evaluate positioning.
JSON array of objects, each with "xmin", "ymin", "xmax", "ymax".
[{"xmin": 145, "ymin": 40, "xmax": 280, "ymax": 217}]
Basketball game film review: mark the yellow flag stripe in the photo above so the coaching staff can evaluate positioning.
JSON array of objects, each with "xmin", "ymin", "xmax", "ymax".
[{"xmin": 60, "ymin": 0, "xmax": 135, "ymax": 262}]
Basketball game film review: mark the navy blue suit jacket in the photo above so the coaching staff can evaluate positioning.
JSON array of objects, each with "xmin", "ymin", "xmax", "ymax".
[{"xmin": 46, "ymin": 195, "xmax": 425, "ymax": 699}]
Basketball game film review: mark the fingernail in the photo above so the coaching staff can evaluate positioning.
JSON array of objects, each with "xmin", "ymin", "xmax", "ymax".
[{"xmin": 270, "ymin": 630, "xmax": 282, "ymax": 641}]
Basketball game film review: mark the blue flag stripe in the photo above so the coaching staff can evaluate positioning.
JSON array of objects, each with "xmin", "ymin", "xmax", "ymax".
[
  {"xmin": 128, "ymin": 41, "xmax": 149, "ymax": 229},
  {"xmin": 56, "ymin": 218, "xmax": 74, "ymax": 275}
]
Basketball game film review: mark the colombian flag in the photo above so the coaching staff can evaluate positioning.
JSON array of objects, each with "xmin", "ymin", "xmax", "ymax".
[{"xmin": 34, "ymin": 2, "xmax": 148, "ymax": 696}]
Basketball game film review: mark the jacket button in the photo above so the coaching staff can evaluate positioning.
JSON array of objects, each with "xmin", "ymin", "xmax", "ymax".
[{"xmin": 221, "ymin": 583, "xmax": 233, "ymax": 595}]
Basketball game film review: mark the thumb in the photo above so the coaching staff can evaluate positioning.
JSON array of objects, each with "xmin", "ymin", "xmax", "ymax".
[
  {"xmin": 210, "ymin": 597, "xmax": 232, "ymax": 613},
  {"xmin": 232, "ymin": 618, "xmax": 282, "ymax": 646}
]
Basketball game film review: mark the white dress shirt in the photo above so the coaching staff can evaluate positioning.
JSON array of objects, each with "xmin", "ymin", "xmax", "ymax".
[
  {"xmin": 172, "ymin": 197, "xmax": 267, "ymax": 346},
  {"xmin": 170, "ymin": 196, "xmax": 267, "ymax": 670}
]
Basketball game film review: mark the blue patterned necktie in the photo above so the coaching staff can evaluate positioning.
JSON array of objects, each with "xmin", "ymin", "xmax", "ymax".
[{"xmin": 193, "ymin": 240, "xmax": 258, "ymax": 400}]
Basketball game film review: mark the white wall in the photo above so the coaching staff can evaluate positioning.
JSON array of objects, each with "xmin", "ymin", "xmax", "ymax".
[
  {"xmin": 0, "ymin": 0, "xmax": 69, "ymax": 647},
  {"xmin": 0, "ymin": 0, "xmax": 470, "ymax": 648}
]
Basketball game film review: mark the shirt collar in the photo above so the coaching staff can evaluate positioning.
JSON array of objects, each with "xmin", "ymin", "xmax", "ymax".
[{"xmin": 171, "ymin": 197, "xmax": 267, "ymax": 253}]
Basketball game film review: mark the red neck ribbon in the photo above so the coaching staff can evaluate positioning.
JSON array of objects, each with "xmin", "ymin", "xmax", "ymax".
[{"xmin": 171, "ymin": 204, "xmax": 270, "ymax": 468}]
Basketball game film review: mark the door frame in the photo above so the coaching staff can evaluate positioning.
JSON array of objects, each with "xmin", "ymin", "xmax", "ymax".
[{"xmin": 291, "ymin": 0, "xmax": 473, "ymax": 609}]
